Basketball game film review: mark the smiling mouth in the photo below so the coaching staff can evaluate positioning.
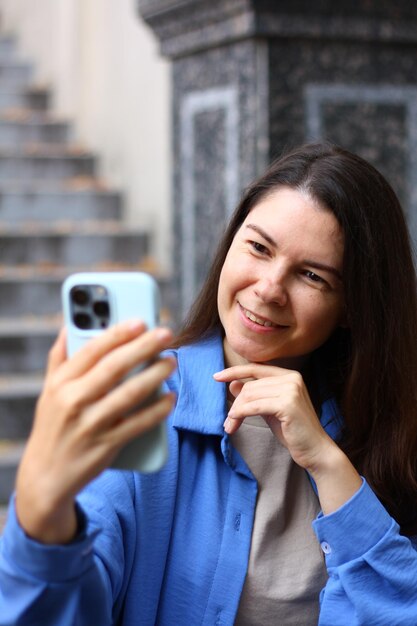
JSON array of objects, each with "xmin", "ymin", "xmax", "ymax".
[{"xmin": 241, "ymin": 306, "xmax": 281, "ymax": 328}]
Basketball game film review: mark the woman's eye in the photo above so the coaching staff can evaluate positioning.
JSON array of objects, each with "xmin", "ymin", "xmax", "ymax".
[
  {"xmin": 304, "ymin": 270, "xmax": 325, "ymax": 284},
  {"xmin": 250, "ymin": 241, "xmax": 268, "ymax": 254}
]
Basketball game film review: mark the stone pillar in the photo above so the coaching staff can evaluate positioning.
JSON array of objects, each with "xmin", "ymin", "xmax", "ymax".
[{"xmin": 138, "ymin": 0, "xmax": 417, "ymax": 318}]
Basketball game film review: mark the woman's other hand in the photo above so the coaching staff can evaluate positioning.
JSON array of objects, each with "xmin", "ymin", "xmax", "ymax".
[
  {"xmin": 15, "ymin": 321, "xmax": 176, "ymax": 544},
  {"xmin": 214, "ymin": 364, "xmax": 362, "ymax": 514}
]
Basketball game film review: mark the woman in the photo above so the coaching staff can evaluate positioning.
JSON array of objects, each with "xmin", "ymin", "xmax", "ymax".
[{"xmin": 1, "ymin": 142, "xmax": 416, "ymax": 625}]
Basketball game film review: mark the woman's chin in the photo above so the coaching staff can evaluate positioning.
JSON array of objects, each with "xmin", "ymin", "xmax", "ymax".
[
  {"xmin": 223, "ymin": 336, "xmax": 280, "ymax": 367},
  {"xmin": 223, "ymin": 336, "xmax": 310, "ymax": 371}
]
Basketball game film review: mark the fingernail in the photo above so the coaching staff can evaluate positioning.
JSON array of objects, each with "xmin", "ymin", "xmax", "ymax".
[
  {"xmin": 155, "ymin": 327, "xmax": 173, "ymax": 341},
  {"xmin": 223, "ymin": 417, "xmax": 232, "ymax": 433},
  {"xmin": 128, "ymin": 319, "xmax": 145, "ymax": 331}
]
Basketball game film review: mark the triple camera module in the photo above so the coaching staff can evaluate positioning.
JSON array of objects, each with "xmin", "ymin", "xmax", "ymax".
[{"xmin": 70, "ymin": 285, "xmax": 111, "ymax": 330}]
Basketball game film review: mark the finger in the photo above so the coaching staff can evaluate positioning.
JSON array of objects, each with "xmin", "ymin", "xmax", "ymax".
[
  {"xmin": 83, "ymin": 356, "xmax": 177, "ymax": 427},
  {"xmin": 263, "ymin": 415, "xmax": 286, "ymax": 446},
  {"xmin": 45, "ymin": 327, "xmax": 68, "ymax": 378},
  {"xmin": 223, "ymin": 415, "xmax": 244, "ymax": 435},
  {"xmin": 228, "ymin": 396, "xmax": 281, "ymax": 421},
  {"xmin": 99, "ymin": 327, "xmax": 173, "ymax": 381},
  {"xmin": 225, "ymin": 375, "xmax": 277, "ymax": 407},
  {"xmin": 111, "ymin": 392, "xmax": 176, "ymax": 448},
  {"xmin": 229, "ymin": 380, "xmax": 244, "ymax": 398},
  {"xmin": 73, "ymin": 328, "xmax": 175, "ymax": 404},
  {"xmin": 224, "ymin": 395, "xmax": 279, "ymax": 434},
  {"xmin": 213, "ymin": 364, "xmax": 285, "ymax": 382},
  {"xmin": 56, "ymin": 319, "xmax": 148, "ymax": 383}
]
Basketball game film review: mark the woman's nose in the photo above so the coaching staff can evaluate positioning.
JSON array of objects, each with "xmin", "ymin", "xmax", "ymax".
[{"xmin": 254, "ymin": 275, "xmax": 288, "ymax": 306}]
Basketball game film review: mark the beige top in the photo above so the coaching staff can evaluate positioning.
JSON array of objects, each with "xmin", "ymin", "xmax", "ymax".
[{"xmin": 231, "ymin": 416, "xmax": 328, "ymax": 626}]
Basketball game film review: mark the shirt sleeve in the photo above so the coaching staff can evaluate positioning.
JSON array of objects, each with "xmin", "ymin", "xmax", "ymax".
[
  {"xmin": 0, "ymin": 470, "xmax": 136, "ymax": 626},
  {"xmin": 312, "ymin": 479, "xmax": 417, "ymax": 626}
]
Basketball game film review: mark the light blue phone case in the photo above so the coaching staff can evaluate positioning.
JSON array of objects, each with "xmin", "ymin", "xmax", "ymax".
[{"xmin": 61, "ymin": 271, "xmax": 168, "ymax": 473}]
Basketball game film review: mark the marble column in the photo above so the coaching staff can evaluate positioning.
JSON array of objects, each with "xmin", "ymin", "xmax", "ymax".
[{"xmin": 138, "ymin": 0, "xmax": 417, "ymax": 319}]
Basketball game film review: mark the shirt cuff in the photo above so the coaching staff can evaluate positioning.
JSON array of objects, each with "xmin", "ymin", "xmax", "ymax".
[
  {"xmin": 1, "ymin": 495, "xmax": 99, "ymax": 583},
  {"xmin": 312, "ymin": 478, "xmax": 395, "ymax": 567}
]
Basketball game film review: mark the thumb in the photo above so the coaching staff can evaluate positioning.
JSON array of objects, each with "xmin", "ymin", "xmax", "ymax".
[{"xmin": 46, "ymin": 327, "xmax": 68, "ymax": 375}]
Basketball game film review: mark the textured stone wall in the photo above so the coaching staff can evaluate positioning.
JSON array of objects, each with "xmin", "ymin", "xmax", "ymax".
[{"xmin": 138, "ymin": 0, "xmax": 417, "ymax": 319}]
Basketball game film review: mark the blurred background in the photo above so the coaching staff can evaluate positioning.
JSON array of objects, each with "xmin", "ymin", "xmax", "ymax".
[{"xmin": 1, "ymin": 0, "xmax": 416, "ymax": 523}]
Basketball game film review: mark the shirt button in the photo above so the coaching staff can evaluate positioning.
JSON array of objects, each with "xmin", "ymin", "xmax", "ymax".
[{"xmin": 320, "ymin": 541, "xmax": 332, "ymax": 554}]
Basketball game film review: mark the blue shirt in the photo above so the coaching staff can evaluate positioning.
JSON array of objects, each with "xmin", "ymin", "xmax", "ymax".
[{"xmin": 1, "ymin": 334, "xmax": 417, "ymax": 625}]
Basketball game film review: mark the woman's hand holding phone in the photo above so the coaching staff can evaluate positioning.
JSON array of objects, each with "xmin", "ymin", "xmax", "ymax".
[{"xmin": 15, "ymin": 321, "xmax": 176, "ymax": 545}]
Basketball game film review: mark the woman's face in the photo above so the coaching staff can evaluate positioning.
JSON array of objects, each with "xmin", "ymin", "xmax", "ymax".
[{"xmin": 217, "ymin": 186, "xmax": 346, "ymax": 368}]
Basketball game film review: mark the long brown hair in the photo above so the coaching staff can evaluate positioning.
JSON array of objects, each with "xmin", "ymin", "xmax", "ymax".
[{"xmin": 172, "ymin": 142, "xmax": 417, "ymax": 534}]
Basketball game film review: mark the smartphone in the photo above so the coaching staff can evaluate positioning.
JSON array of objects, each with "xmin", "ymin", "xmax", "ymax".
[{"xmin": 61, "ymin": 271, "xmax": 168, "ymax": 473}]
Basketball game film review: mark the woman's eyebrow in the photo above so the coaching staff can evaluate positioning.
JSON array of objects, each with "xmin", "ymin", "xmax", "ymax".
[
  {"xmin": 245, "ymin": 223, "xmax": 277, "ymax": 247},
  {"xmin": 303, "ymin": 260, "xmax": 343, "ymax": 281},
  {"xmin": 245, "ymin": 223, "xmax": 342, "ymax": 280}
]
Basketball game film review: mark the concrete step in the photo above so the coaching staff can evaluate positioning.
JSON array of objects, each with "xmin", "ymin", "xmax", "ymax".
[
  {"xmin": 0, "ymin": 271, "xmax": 80, "ymax": 317},
  {"xmin": 0, "ymin": 270, "xmax": 96, "ymax": 317},
  {"xmin": 0, "ymin": 266, "xmax": 168, "ymax": 317},
  {"xmin": 24, "ymin": 86, "xmax": 50, "ymax": 111},
  {"xmin": 0, "ymin": 441, "xmax": 26, "ymax": 505},
  {"xmin": 0, "ymin": 113, "xmax": 70, "ymax": 147},
  {"xmin": 0, "ymin": 91, "xmax": 28, "ymax": 111},
  {"xmin": 0, "ymin": 375, "xmax": 41, "ymax": 439},
  {"xmin": 0, "ymin": 149, "xmax": 96, "ymax": 180},
  {"xmin": 0, "ymin": 317, "xmax": 59, "ymax": 373},
  {"xmin": 0, "ymin": 187, "xmax": 122, "ymax": 222},
  {"xmin": 0, "ymin": 379, "xmax": 39, "ymax": 508},
  {"xmin": 0, "ymin": 61, "xmax": 32, "ymax": 88},
  {"xmin": 0, "ymin": 86, "xmax": 49, "ymax": 112},
  {"xmin": 0, "ymin": 35, "xmax": 18, "ymax": 62},
  {"xmin": 0, "ymin": 224, "xmax": 150, "ymax": 265}
]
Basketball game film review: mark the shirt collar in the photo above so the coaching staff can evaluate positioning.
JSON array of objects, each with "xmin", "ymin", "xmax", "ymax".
[
  {"xmin": 169, "ymin": 332, "xmax": 344, "ymax": 442},
  {"xmin": 171, "ymin": 333, "xmax": 227, "ymax": 436}
]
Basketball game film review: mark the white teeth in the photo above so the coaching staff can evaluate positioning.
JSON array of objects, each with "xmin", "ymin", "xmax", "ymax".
[{"xmin": 244, "ymin": 309, "xmax": 277, "ymax": 327}]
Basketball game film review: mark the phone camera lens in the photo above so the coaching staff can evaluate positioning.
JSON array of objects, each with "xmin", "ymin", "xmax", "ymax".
[
  {"xmin": 93, "ymin": 300, "xmax": 110, "ymax": 318},
  {"xmin": 71, "ymin": 287, "xmax": 90, "ymax": 306},
  {"xmin": 74, "ymin": 313, "xmax": 92, "ymax": 329}
]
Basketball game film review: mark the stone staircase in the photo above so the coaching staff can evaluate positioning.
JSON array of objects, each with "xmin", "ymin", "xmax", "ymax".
[{"xmin": 0, "ymin": 33, "xmax": 167, "ymax": 527}]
